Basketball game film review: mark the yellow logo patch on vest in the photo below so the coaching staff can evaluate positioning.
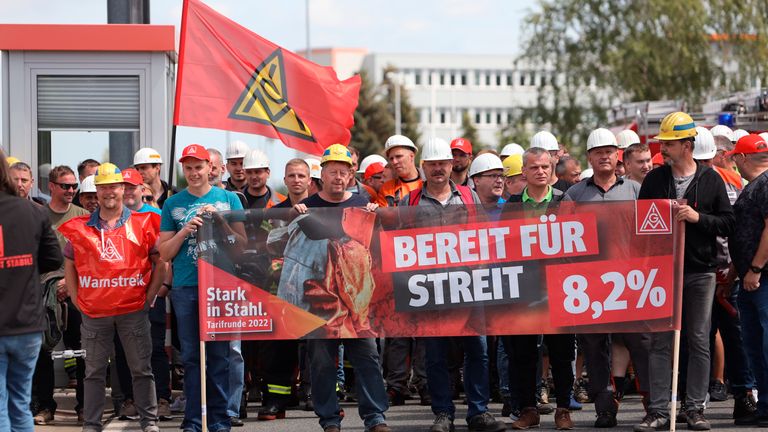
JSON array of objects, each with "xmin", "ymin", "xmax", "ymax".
[{"xmin": 229, "ymin": 49, "xmax": 315, "ymax": 142}]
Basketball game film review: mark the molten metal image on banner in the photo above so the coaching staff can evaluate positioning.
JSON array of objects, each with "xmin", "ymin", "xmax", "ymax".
[{"xmin": 196, "ymin": 200, "xmax": 684, "ymax": 341}]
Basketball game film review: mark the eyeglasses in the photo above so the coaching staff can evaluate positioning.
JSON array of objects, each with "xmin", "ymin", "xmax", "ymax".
[
  {"xmin": 142, "ymin": 195, "xmax": 155, "ymax": 202},
  {"xmin": 53, "ymin": 182, "xmax": 78, "ymax": 191}
]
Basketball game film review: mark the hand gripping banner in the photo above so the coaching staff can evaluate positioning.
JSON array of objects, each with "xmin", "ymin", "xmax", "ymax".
[{"xmin": 197, "ymin": 200, "xmax": 684, "ymax": 341}]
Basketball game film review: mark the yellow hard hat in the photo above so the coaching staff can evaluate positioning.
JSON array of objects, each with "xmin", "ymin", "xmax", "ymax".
[
  {"xmin": 654, "ymin": 112, "xmax": 697, "ymax": 141},
  {"xmin": 320, "ymin": 144, "xmax": 353, "ymax": 166},
  {"xmin": 93, "ymin": 162, "xmax": 124, "ymax": 185},
  {"xmin": 6, "ymin": 156, "xmax": 20, "ymax": 166},
  {"xmin": 503, "ymin": 154, "xmax": 523, "ymax": 177}
]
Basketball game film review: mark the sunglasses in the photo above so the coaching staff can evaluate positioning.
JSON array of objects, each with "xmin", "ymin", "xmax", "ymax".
[
  {"xmin": 142, "ymin": 195, "xmax": 155, "ymax": 202},
  {"xmin": 53, "ymin": 182, "xmax": 78, "ymax": 191}
]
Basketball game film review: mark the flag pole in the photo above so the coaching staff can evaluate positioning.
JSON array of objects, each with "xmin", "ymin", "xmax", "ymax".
[
  {"xmin": 669, "ymin": 329, "xmax": 681, "ymax": 432},
  {"xmin": 167, "ymin": 125, "xmax": 177, "ymax": 188},
  {"xmin": 200, "ymin": 340, "xmax": 208, "ymax": 432},
  {"xmin": 170, "ymin": 0, "xmax": 190, "ymax": 187}
]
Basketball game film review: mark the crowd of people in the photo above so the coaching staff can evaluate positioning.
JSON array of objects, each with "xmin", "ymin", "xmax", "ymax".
[{"xmin": 1, "ymin": 110, "xmax": 767, "ymax": 432}]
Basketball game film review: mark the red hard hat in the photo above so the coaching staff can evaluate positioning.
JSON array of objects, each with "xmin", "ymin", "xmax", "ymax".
[{"xmin": 450, "ymin": 138, "xmax": 473, "ymax": 155}]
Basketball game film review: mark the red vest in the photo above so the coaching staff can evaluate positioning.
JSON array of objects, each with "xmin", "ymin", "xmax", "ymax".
[{"xmin": 59, "ymin": 211, "xmax": 159, "ymax": 318}]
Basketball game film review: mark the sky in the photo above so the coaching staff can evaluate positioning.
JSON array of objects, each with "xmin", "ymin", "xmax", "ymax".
[{"xmin": 0, "ymin": 0, "xmax": 532, "ymax": 188}]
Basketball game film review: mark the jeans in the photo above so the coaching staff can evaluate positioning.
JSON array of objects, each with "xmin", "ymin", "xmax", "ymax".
[
  {"xmin": 649, "ymin": 272, "xmax": 715, "ymax": 416},
  {"xmin": 497, "ymin": 339, "xmax": 510, "ymax": 398},
  {"xmin": 738, "ymin": 274, "xmax": 768, "ymax": 415},
  {"xmin": 710, "ymin": 282, "xmax": 755, "ymax": 396},
  {"xmin": 81, "ymin": 309, "xmax": 158, "ymax": 431},
  {"xmin": 384, "ymin": 337, "xmax": 427, "ymax": 395},
  {"xmin": 504, "ymin": 334, "xmax": 575, "ymax": 409},
  {"xmin": 425, "ymin": 336, "xmax": 490, "ymax": 421},
  {"xmin": 149, "ymin": 297, "xmax": 172, "ymax": 402},
  {"xmin": 171, "ymin": 287, "xmax": 231, "ymax": 432},
  {"xmin": 0, "ymin": 332, "xmax": 41, "ymax": 432},
  {"xmin": 308, "ymin": 338, "xmax": 387, "ymax": 430},
  {"xmin": 227, "ymin": 340, "xmax": 244, "ymax": 418}
]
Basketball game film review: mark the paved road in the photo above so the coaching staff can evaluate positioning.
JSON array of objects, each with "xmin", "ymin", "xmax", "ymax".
[{"xmin": 39, "ymin": 391, "xmax": 749, "ymax": 431}]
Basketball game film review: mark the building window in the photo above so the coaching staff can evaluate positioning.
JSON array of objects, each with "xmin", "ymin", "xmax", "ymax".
[
  {"xmin": 496, "ymin": 74, "xmax": 502, "ymax": 86},
  {"xmin": 440, "ymin": 73, "xmax": 445, "ymax": 86},
  {"xmin": 485, "ymin": 73, "xmax": 491, "ymax": 86},
  {"xmin": 475, "ymin": 72, "xmax": 481, "ymax": 86},
  {"xmin": 475, "ymin": 112, "xmax": 481, "ymax": 124},
  {"xmin": 415, "ymin": 72, "xmax": 421, "ymax": 85},
  {"xmin": 450, "ymin": 74, "xmax": 456, "ymax": 86},
  {"xmin": 428, "ymin": 72, "xmax": 432, "ymax": 86},
  {"xmin": 497, "ymin": 112, "xmax": 502, "ymax": 124},
  {"xmin": 530, "ymin": 73, "xmax": 536, "ymax": 86},
  {"xmin": 486, "ymin": 112, "xmax": 491, "ymax": 124},
  {"xmin": 520, "ymin": 74, "xmax": 526, "ymax": 86},
  {"xmin": 507, "ymin": 74, "xmax": 513, "ymax": 86},
  {"xmin": 461, "ymin": 73, "xmax": 467, "ymax": 86},
  {"xmin": 440, "ymin": 111, "xmax": 446, "ymax": 124}
]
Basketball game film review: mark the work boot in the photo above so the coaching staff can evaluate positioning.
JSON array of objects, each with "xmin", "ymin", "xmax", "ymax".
[
  {"xmin": 323, "ymin": 426, "xmax": 340, "ymax": 432},
  {"xmin": 708, "ymin": 380, "xmax": 727, "ymax": 402},
  {"xmin": 157, "ymin": 398, "xmax": 172, "ymax": 421},
  {"xmin": 33, "ymin": 409, "xmax": 54, "ymax": 425},
  {"xmin": 555, "ymin": 408, "xmax": 574, "ymax": 430},
  {"xmin": 387, "ymin": 388, "xmax": 406, "ymax": 406},
  {"xmin": 573, "ymin": 378, "xmax": 590, "ymax": 403},
  {"xmin": 467, "ymin": 411, "xmax": 506, "ymax": 432},
  {"xmin": 257, "ymin": 402, "xmax": 286, "ymax": 421},
  {"xmin": 368, "ymin": 423, "xmax": 392, "ymax": 432},
  {"xmin": 430, "ymin": 412, "xmax": 455, "ymax": 432},
  {"xmin": 230, "ymin": 416, "xmax": 244, "ymax": 427},
  {"xmin": 119, "ymin": 399, "xmax": 139, "ymax": 420},
  {"xmin": 594, "ymin": 411, "xmax": 618, "ymax": 428},
  {"xmin": 510, "ymin": 407, "xmax": 540, "ymax": 430}
]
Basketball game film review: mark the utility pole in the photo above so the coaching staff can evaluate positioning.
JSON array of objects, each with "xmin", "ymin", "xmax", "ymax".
[
  {"xmin": 107, "ymin": 0, "xmax": 149, "ymax": 169},
  {"xmin": 305, "ymin": 0, "xmax": 311, "ymax": 62},
  {"xmin": 386, "ymin": 72, "xmax": 402, "ymax": 135}
]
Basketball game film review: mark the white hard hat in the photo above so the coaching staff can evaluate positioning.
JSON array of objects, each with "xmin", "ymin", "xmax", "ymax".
[
  {"xmin": 733, "ymin": 129, "xmax": 749, "ymax": 142},
  {"xmin": 357, "ymin": 154, "xmax": 388, "ymax": 174},
  {"xmin": 225, "ymin": 140, "xmax": 250, "ymax": 160},
  {"xmin": 500, "ymin": 143, "xmax": 525, "ymax": 157},
  {"xmin": 760, "ymin": 132, "xmax": 768, "ymax": 143},
  {"xmin": 468, "ymin": 153, "xmax": 504, "ymax": 178},
  {"xmin": 710, "ymin": 125, "xmax": 735, "ymax": 142},
  {"xmin": 305, "ymin": 158, "xmax": 321, "ymax": 179},
  {"xmin": 616, "ymin": 130, "xmax": 641, "ymax": 149},
  {"xmin": 243, "ymin": 149, "xmax": 269, "ymax": 170},
  {"xmin": 80, "ymin": 174, "xmax": 97, "ymax": 193},
  {"xmin": 133, "ymin": 148, "xmax": 163, "ymax": 165},
  {"xmin": 530, "ymin": 131, "xmax": 559, "ymax": 151},
  {"xmin": 384, "ymin": 134, "xmax": 417, "ymax": 155},
  {"xmin": 586, "ymin": 128, "xmax": 618, "ymax": 151},
  {"xmin": 420, "ymin": 137, "xmax": 452, "ymax": 162},
  {"xmin": 693, "ymin": 126, "xmax": 717, "ymax": 160},
  {"xmin": 579, "ymin": 168, "xmax": 593, "ymax": 181}
]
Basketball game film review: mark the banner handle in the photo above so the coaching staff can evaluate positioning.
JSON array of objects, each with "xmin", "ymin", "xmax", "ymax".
[
  {"xmin": 200, "ymin": 340, "xmax": 208, "ymax": 432},
  {"xmin": 669, "ymin": 329, "xmax": 681, "ymax": 432},
  {"xmin": 167, "ymin": 124, "xmax": 177, "ymax": 189}
]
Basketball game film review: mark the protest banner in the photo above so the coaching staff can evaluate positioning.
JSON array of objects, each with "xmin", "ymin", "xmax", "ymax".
[{"xmin": 197, "ymin": 200, "xmax": 684, "ymax": 341}]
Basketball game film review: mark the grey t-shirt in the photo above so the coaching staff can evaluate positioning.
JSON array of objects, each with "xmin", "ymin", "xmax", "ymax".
[
  {"xmin": 674, "ymin": 174, "xmax": 694, "ymax": 200},
  {"xmin": 562, "ymin": 176, "xmax": 640, "ymax": 202}
]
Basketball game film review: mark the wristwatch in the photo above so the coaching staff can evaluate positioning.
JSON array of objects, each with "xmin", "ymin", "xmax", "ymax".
[{"xmin": 749, "ymin": 265, "xmax": 764, "ymax": 274}]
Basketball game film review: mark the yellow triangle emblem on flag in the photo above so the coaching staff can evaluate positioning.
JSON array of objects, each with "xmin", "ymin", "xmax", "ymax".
[{"xmin": 229, "ymin": 49, "xmax": 315, "ymax": 142}]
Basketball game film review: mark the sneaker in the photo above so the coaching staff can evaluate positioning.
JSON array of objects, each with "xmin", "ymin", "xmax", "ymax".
[
  {"xmin": 685, "ymin": 409, "xmax": 711, "ymax": 431},
  {"xmin": 468, "ymin": 411, "xmax": 506, "ymax": 432},
  {"xmin": 368, "ymin": 424, "xmax": 392, "ymax": 432},
  {"xmin": 537, "ymin": 402, "xmax": 554, "ymax": 415},
  {"xmin": 510, "ymin": 407, "xmax": 540, "ymax": 430},
  {"xmin": 387, "ymin": 388, "xmax": 406, "ymax": 406},
  {"xmin": 594, "ymin": 411, "xmax": 618, "ymax": 428},
  {"xmin": 733, "ymin": 394, "xmax": 758, "ymax": 425},
  {"xmin": 508, "ymin": 407, "xmax": 522, "ymax": 422},
  {"xmin": 555, "ymin": 408, "xmax": 574, "ymax": 430},
  {"xmin": 569, "ymin": 395, "xmax": 582, "ymax": 411},
  {"xmin": 675, "ymin": 399, "xmax": 688, "ymax": 424},
  {"xmin": 537, "ymin": 384, "xmax": 550, "ymax": 405},
  {"xmin": 430, "ymin": 412, "xmax": 455, "ymax": 432},
  {"xmin": 633, "ymin": 411, "xmax": 669, "ymax": 432},
  {"xmin": 708, "ymin": 380, "xmax": 727, "ymax": 402},
  {"xmin": 230, "ymin": 416, "xmax": 244, "ymax": 427},
  {"xmin": 170, "ymin": 395, "xmax": 186, "ymax": 413},
  {"xmin": 157, "ymin": 398, "xmax": 173, "ymax": 421},
  {"xmin": 33, "ymin": 409, "xmax": 54, "ymax": 425},
  {"xmin": 120, "ymin": 399, "xmax": 139, "ymax": 420},
  {"xmin": 573, "ymin": 379, "xmax": 590, "ymax": 403},
  {"xmin": 257, "ymin": 403, "xmax": 286, "ymax": 421}
]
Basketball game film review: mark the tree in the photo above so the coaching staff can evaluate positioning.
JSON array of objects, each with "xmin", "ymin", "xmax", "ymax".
[
  {"xmin": 349, "ymin": 69, "xmax": 393, "ymax": 158},
  {"xmin": 460, "ymin": 112, "xmax": 484, "ymax": 154},
  {"xmin": 382, "ymin": 65, "xmax": 421, "ymax": 146},
  {"xmin": 516, "ymin": 0, "xmax": 768, "ymax": 153}
]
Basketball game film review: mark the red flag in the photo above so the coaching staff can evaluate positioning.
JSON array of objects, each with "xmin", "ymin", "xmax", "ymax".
[{"xmin": 174, "ymin": 0, "xmax": 361, "ymax": 155}]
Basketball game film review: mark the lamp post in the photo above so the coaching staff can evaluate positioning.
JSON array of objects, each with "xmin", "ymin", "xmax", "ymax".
[{"xmin": 386, "ymin": 71, "xmax": 402, "ymax": 135}]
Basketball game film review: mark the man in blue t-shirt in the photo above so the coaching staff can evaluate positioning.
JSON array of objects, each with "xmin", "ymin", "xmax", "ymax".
[{"xmin": 159, "ymin": 144, "xmax": 246, "ymax": 432}]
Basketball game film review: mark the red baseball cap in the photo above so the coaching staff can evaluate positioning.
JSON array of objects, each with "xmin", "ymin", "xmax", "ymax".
[
  {"xmin": 364, "ymin": 162, "xmax": 385, "ymax": 180},
  {"xmin": 652, "ymin": 152, "xmax": 664, "ymax": 165},
  {"xmin": 121, "ymin": 168, "xmax": 143, "ymax": 186},
  {"xmin": 728, "ymin": 134, "xmax": 768, "ymax": 156},
  {"xmin": 617, "ymin": 149, "xmax": 624, "ymax": 163},
  {"xmin": 450, "ymin": 138, "xmax": 473, "ymax": 155},
  {"xmin": 179, "ymin": 144, "xmax": 210, "ymax": 162}
]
